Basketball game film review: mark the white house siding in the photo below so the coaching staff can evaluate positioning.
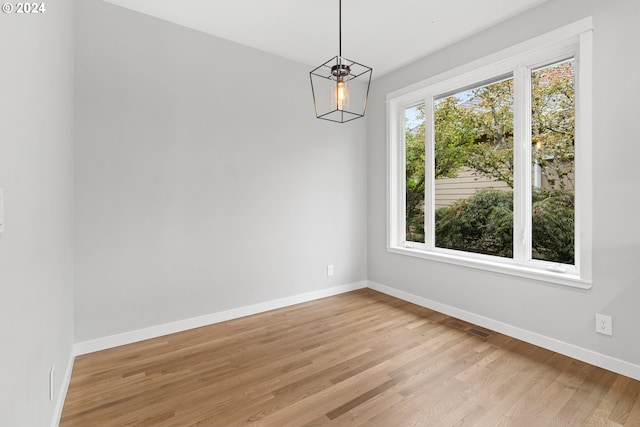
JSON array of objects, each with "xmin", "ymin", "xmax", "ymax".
[{"xmin": 434, "ymin": 168, "xmax": 511, "ymax": 209}]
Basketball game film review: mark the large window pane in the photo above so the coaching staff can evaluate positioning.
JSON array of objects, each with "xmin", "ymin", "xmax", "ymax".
[
  {"xmin": 434, "ymin": 78, "xmax": 514, "ymax": 258},
  {"xmin": 405, "ymin": 104, "xmax": 425, "ymax": 243},
  {"xmin": 531, "ymin": 59, "xmax": 575, "ymax": 264}
]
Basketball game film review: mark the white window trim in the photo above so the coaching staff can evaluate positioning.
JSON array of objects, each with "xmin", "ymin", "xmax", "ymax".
[{"xmin": 386, "ymin": 18, "xmax": 593, "ymax": 289}]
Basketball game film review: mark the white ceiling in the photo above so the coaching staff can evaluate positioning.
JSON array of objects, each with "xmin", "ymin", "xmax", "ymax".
[{"xmin": 102, "ymin": 0, "xmax": 552, "ymax": 78}]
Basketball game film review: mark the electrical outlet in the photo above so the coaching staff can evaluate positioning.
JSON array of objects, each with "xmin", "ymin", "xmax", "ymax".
[
  {"xmin": 327, "ymin": 264, "xmax": 335, "ymax": 277},
  {"xmin": 595, "ymin": 313, "xmax": 612, "ymax": 336}
]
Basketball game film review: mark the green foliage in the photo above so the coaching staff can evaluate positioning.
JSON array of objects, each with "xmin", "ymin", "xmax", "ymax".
[
  {"xmin": 435, "ymin": 189, "xmax": 513, "ymax": 258},
  {"xmin": 434, "ymin": 188, "xmax": 574, "ymax": 263},
  {"xmin": 464, "ymin": 78, "xmax": 515, "ymax": 187},
  {"xmin": 532, "ymin": 187, "xmax": 574, "ymax": 264},
  {"xmin": 406, "ymin": 61, "xmax": 575, "ymax": 191},
  {"xmin": 433, "ymin": 98, "xmax": 477, "ymax": 179},
  {"xmin": 532, "ymin": 61, "xmax": 575, "ymax": 190}
]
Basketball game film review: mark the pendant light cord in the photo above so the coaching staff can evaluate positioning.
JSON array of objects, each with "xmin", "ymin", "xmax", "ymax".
[{"xmin": 339, "ymin": 0, "xmax": 342, "ymax": 57}]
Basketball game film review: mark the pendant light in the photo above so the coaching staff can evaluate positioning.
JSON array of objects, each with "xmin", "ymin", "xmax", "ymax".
[{"xmin": 309, "ymin": 0, "xmax": 372, "ymax": 123}]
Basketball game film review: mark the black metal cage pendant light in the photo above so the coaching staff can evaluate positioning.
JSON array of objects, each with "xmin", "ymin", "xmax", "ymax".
[{"xmin": 309, "ymin": 0, "xmax": 372, "ymax": 123}]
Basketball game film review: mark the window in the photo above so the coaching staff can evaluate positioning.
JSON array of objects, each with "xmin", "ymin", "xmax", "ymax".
[{"xmin": 387, "ymin": 19, "xmax": 593, "ymax": 288}]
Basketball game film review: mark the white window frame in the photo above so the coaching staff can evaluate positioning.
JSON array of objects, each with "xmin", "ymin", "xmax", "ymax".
[{"xmin": 386, "ymin": 18, "xmax": 593, "ymax": 289}]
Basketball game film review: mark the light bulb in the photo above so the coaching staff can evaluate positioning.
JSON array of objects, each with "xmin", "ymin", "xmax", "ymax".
[{"xmin": 336, "ymin": 78, "xmax": 349, "ymax": 110}]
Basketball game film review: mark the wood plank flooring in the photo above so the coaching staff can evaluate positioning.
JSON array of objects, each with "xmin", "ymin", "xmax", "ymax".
[{"xmin": 61, "ymin": 289, "xmax": 640, "ymax": 426}]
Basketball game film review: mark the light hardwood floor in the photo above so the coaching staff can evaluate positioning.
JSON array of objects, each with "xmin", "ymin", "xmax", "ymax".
[{"xmin": 61, "ymin": 289, "xmax": 640, "ymax": 426}]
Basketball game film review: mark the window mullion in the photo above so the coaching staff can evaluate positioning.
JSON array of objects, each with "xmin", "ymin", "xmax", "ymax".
[
  {"xmin": 424, "ymin": 96, "xmax": 436, "ymax": 250},
  {"xmin": 398, "ymin": 104, "xmax": 408, "ymax": 246},
  {"xmin": 513, "ymin": 66, "xmax": 532, "ymax": 264}
]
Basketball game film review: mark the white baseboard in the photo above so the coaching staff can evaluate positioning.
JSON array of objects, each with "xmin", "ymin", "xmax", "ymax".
[
  {"xmin": 74, "ymin": 281, "xmax": 367, "ymax": 356},
  {"xmin": 367, "ymin": 280, "xmax": 640, "ymax": 381},
  {"xmin": 51, "ymin": 349, "xmax": 74, "ymax": 427}
]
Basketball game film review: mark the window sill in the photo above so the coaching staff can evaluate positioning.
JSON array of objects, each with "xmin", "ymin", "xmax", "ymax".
[{"xmin": 387, "ymin": 245, "xmax": 592, "ymax": 290}]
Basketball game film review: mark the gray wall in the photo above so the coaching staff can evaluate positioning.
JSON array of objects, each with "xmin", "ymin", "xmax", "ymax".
[
  {"xmin": 74, "ymin": 0, "xmax": 367, "ymax": 342},
  {"xmin": 0, "ymin": 0, "xmax": 75, "ymax": 426},
  {"xmin": 368, "ymin": 0, "xmax": 640, "ymax": 367}
]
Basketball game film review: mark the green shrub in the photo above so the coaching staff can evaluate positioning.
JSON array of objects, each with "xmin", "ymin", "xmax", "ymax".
[
  {"xmin": 434, "ymin": 188, "xmax": 574, "ymax": 263},
  {"xmin": 435, "ymin": 189, "xmax": 513, "ymax": 257},
  {"xmin": 532, "ymin": 187, "xmax": 574, "ymax": 264}
]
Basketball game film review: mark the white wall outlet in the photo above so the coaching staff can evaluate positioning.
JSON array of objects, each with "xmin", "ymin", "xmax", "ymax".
[
  {"xmin": 327, "ymin": 264, "xmax": 335, "ymax": 277},
  {"xmin": 49, "ymin": 365, "xmax": 55, "ymax": 401},
  {"xmin": 595, "ymin": 313, "xmax": 613, "ymax": 336}
]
